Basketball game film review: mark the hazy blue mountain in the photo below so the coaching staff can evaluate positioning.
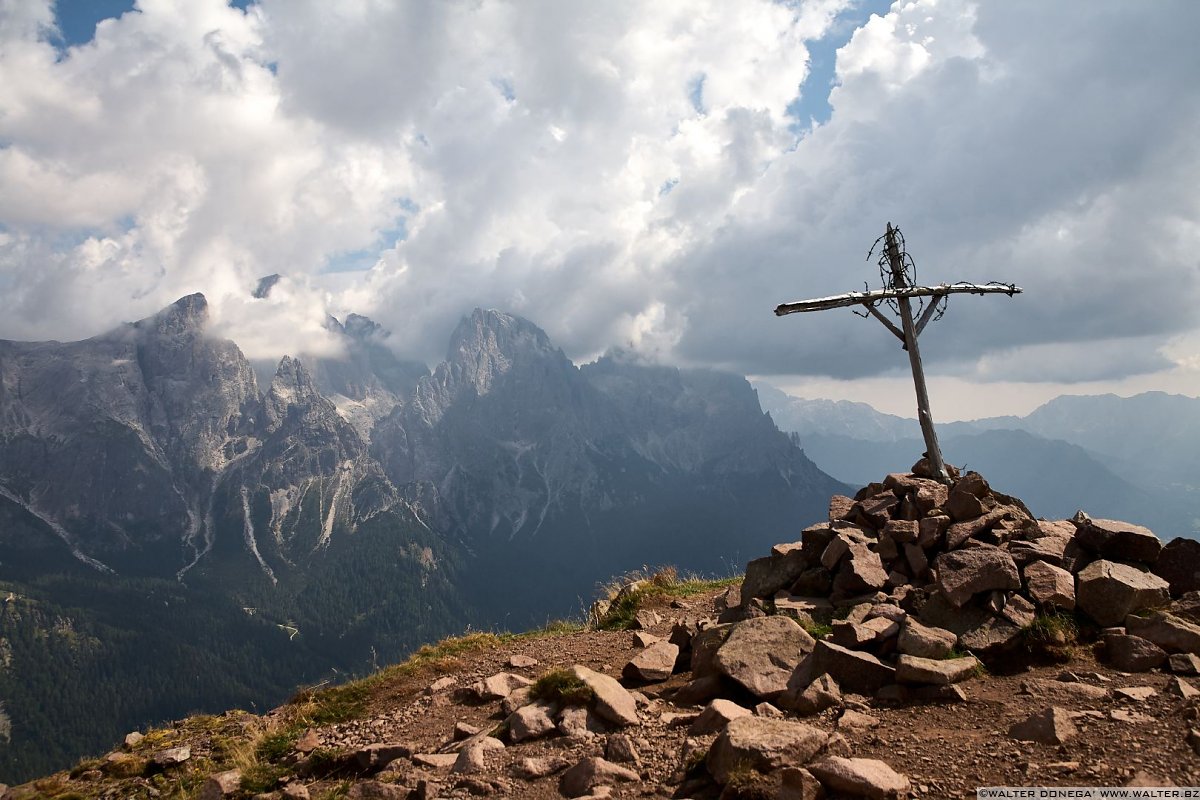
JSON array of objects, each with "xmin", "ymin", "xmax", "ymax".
[
  {"xmin": 756, "ymin": 385, "xmax": 1199, "ymax": 540},
  {"xmin": 753, "ymin": 382, "xmax": 918, "ymax": 442},
  {"xmin": 370, "ymin": 312, "xmax": 848, "ymax": 623}
]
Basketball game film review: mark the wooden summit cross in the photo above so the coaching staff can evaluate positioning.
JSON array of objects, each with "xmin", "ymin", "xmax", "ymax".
[{"xmin": 774, "ymin": 223, "xmax": 1022, "ymax": 485}]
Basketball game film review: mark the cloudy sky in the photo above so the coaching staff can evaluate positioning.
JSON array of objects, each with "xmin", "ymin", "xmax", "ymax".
[{"xmin": 1, "ymin": 0, "xmax": 1197, "ymax": 419}]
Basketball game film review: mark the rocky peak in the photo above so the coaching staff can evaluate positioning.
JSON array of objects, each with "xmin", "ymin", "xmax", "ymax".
[
  {"xmin": 253, "ymin": 274, "xmax": 281, "ymax": 299},
  {"xmin": 445, "ymin": 309, "xmax": 566, "ymax": 397},
  {"xmin": 135, "ymin": 293, "xmax": 209, "ymax": 338},
  {"xmin": 265, "ymin": 356, "xmax": 327, "ymax": 428},
  {"xmin": 343, "ymin": 313, "xmax": 383, "ymax": 341}
]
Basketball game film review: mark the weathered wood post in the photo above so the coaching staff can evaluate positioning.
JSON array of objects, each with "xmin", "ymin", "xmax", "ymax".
[
  {"xmin": 882, "ymin": 223, "xmax": 948, "ymax": 481},
  {"xmin": 773, "ymin": 223, "xmax": 1023, "ymax": 485}
]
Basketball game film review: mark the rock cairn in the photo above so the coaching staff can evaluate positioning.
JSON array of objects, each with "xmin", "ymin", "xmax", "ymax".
[
  {"xmin": 728, "ymin": 459, "xmax": 1200, "ymax": 674},
  {"xmin": 602, "ymin": 460, "xmax": 1200, "ymax": 796}
]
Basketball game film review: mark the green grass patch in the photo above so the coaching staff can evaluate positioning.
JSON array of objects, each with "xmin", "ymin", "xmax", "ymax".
[
  {"xmin": 284, "ymin": 621, "xmax": 591, "ymax": 727},
  {"xmin": 319, "ymin": 782, "xmax": 352, "ymax": 800},
  {"xmin": 593, "ymin": 566, "xmax": 739, "ymax": 630},
  {"xmin": 1024, "ymin": 612, "xmax": 1078, "ymax": 644},
  {"xmin": 255, "ymin": 727, "xmax": 302, "ymax": 762},
  {"xmin": 67, "ymin": 757, "xmax": 106, "ymax": 779},
  {"xmin": 721, "ymin": 764, "xmax": 774, "ymax": 800},
  {"xmin": 832, "ymin": 604, "xmax": 855, "ymax": 621},
  {"xmin": 526, "ymin": 618, "xmax": 587, "ymax": 637},
  {"xmin": 530, "ymin": 668, "xmax": 594, "ymax": 706},
  {"xmin": 799, "ymin": 619, "xmax": 832, "ymax": 639},
  {"xmin": 1020, "ymin": 612, "xmax": 1079, "ymax": 665},
  {"xmin": 240, "ymin": 762, "xmax": 288, "ymax": 794}
]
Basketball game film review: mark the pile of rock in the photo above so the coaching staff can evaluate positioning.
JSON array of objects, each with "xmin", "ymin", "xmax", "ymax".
[
  {"xmin": 590, "ymin": 463, "xmax": 1200, "ymax": 795},
  {"xmin": 729, "ymin": 461, "xmax": 1199, "ymax": 674}
]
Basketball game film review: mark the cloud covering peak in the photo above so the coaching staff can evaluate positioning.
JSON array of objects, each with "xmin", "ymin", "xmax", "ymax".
[{"xmin": 1, "ymin": 0, "xmax": 1197, "ymax": 407}]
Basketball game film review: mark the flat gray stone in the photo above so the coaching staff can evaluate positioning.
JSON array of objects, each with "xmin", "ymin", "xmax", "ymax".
[
  {"xmin": 895, "ymin": 654, "xmax": 979, "ymax": 686},
  {"xmin": 559, "ymin": 757, "xmax": 639, "ymax": 798},
  {"xmin": 471, "ymin": 672, "xmax": 533, "ymax": 701},
  {"xmin": 507, "ymin": 702, "xmax": 556, "ymax": 743}
]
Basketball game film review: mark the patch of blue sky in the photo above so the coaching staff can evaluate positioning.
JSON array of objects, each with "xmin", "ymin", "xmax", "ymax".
[
  {"xmin": 0, "ymin": 216, "xmax": 136, "ymax": 250},
  {"xmin": 492, "ymin": 77, "xmax": 516, "ymax": 103},
  {"xmin": 321, "ymin": 214, "xmax": 411, "ymax": 275},
  {"xmin": 786, "ymin": 0, "xmax": 894, "ymax": 133},
  {"xmin": 659, "ymin": 179, "xmax": 678, "ymax": 197},
  {"xmin": 51, "ymin": 0, "xmax": 256, "ymax": 49},
  {"xmin": 688, "ymin": 74, "xmax": 707, "ymax": 114}
]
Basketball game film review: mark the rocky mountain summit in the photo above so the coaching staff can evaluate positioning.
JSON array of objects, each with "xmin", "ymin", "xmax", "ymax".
[{"xmin": 13, "ymin": 467, "xmax": 1200, "ymax": 799}]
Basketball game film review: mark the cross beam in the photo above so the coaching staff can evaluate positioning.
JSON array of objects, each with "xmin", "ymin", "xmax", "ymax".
[{"xmin": 774, "ymin": 223, "xmax": 1023, "ymax": 484}]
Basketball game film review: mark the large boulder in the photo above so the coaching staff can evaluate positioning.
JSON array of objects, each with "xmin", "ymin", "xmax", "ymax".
[
  {"xmin": 1154, "ymin": 538, "xmax": 1200, "ymax": 597},
  {"xmin": 852, "ymin": 491, "xmax": 900, "ymax": 529},
  {"xmin": 832, "ymin": 544, "xmax": 889, "ymax": 597},
  {"xmin": 933, "ymin": 545, "xmax": 1020, "ymax": 608},
  {"xmin": 569, "ymin": 665, "xmax": 638, "ymax": 727},
  {"xmin": 1125, "ymin": 611, "xmax": 1200, "ymax": 654},
  {"xmin": 897, "ymin": 619, "xmax": 957, "ymax": 660},
  {"xmin": 810, "ymin": 640, "xmax": 896, "ymax": 694},
  {"xmin": 785, "ymin": 673, "xmax": 843, "ymax": 716},
  {"xmin": 559, "ymin": 757, "xmax": 639, "ymax": 798},
  {"xmin": 622, "ymin": 641, "xmax": 679, "ymax": 682},
  {"xmin": 946, "ymin": 487, "xmax": 986, "ymax": 522},
  {"xmin": 1101, "ymin": 634, "xmax": 1168, "ymax": 672},
  {"xmin": 688, "ymin": 699, "xmax": 752, "ymax": 735},
  {"xmin": 1023, "ymin": 561, "xmax": 1076, "ymax": 610},
  {"xmin": 894, "ymin": 655, "xmax": 979, "ymax": 686},
  {"xmin": 714, "ymin": 616, "xmax": 815, "ymax": 699},
  {"xmin": 945, "ymin": 507, "xmax": 1026, "ymax": 549},
  {"xmin": 1076, "ymin": 560, "xmax": 1170, "ymax": 627},
  {"xmin": 690, "ymin": 624, "xmax": 733, "ymax": 677},
  {"xmin": 808, "ymin": 757, "xmax": 910, "ymax": 799},
  {"xmin": 1075, "ymin": 518, "xmax": 1162, "ymax": 565},
  {"xmin": 506, "ymin": 703, "xmax": 556, "ymax": 743},
  {"xmin": 1009, "ymin": 707, "xmax": 1077, "ymax": 745},
  {"xmin": 706, "ymin": 717, "xmax": 828, "ymax": 785},
  {"xmin": 743, "ymin": 550, "xmax": 809, "ymax": 600},
  {"xmin": 470, "ymin": 672, "xmax": 533, "ymax": 701},
  {"xmin": 958, "ymin": 615, "xmax": 1023, "ymax": 656}
]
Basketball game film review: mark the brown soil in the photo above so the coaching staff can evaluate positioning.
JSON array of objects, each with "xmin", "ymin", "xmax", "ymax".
[{"xmin": 10, "ymin": 586, "xmax": 1200, "ymax": 800}]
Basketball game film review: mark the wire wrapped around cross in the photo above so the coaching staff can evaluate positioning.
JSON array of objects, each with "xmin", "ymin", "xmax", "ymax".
[{"xmin": 773, "ymin": 223, "xmax": 1023, "ymax": 484}]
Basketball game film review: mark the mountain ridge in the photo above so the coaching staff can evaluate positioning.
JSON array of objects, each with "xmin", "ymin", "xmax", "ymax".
[{"xmin": 0, "ymin": 294, "xmax": 846, "ymax": 782}]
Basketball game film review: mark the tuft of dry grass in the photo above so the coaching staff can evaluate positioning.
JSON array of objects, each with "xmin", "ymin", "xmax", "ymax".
[{"xmin": 592, "ymin": 565, "xmax": 739, "ymax": 630}]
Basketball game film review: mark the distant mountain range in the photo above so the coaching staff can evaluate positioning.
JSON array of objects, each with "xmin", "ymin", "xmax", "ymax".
[
  {"xmin": 755, "ymin": 383, "xmax": 1199, "ymax": 539},
  {"xmin": 0, "ymin": 295, "xmax": 845, "ymax": 781}
]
